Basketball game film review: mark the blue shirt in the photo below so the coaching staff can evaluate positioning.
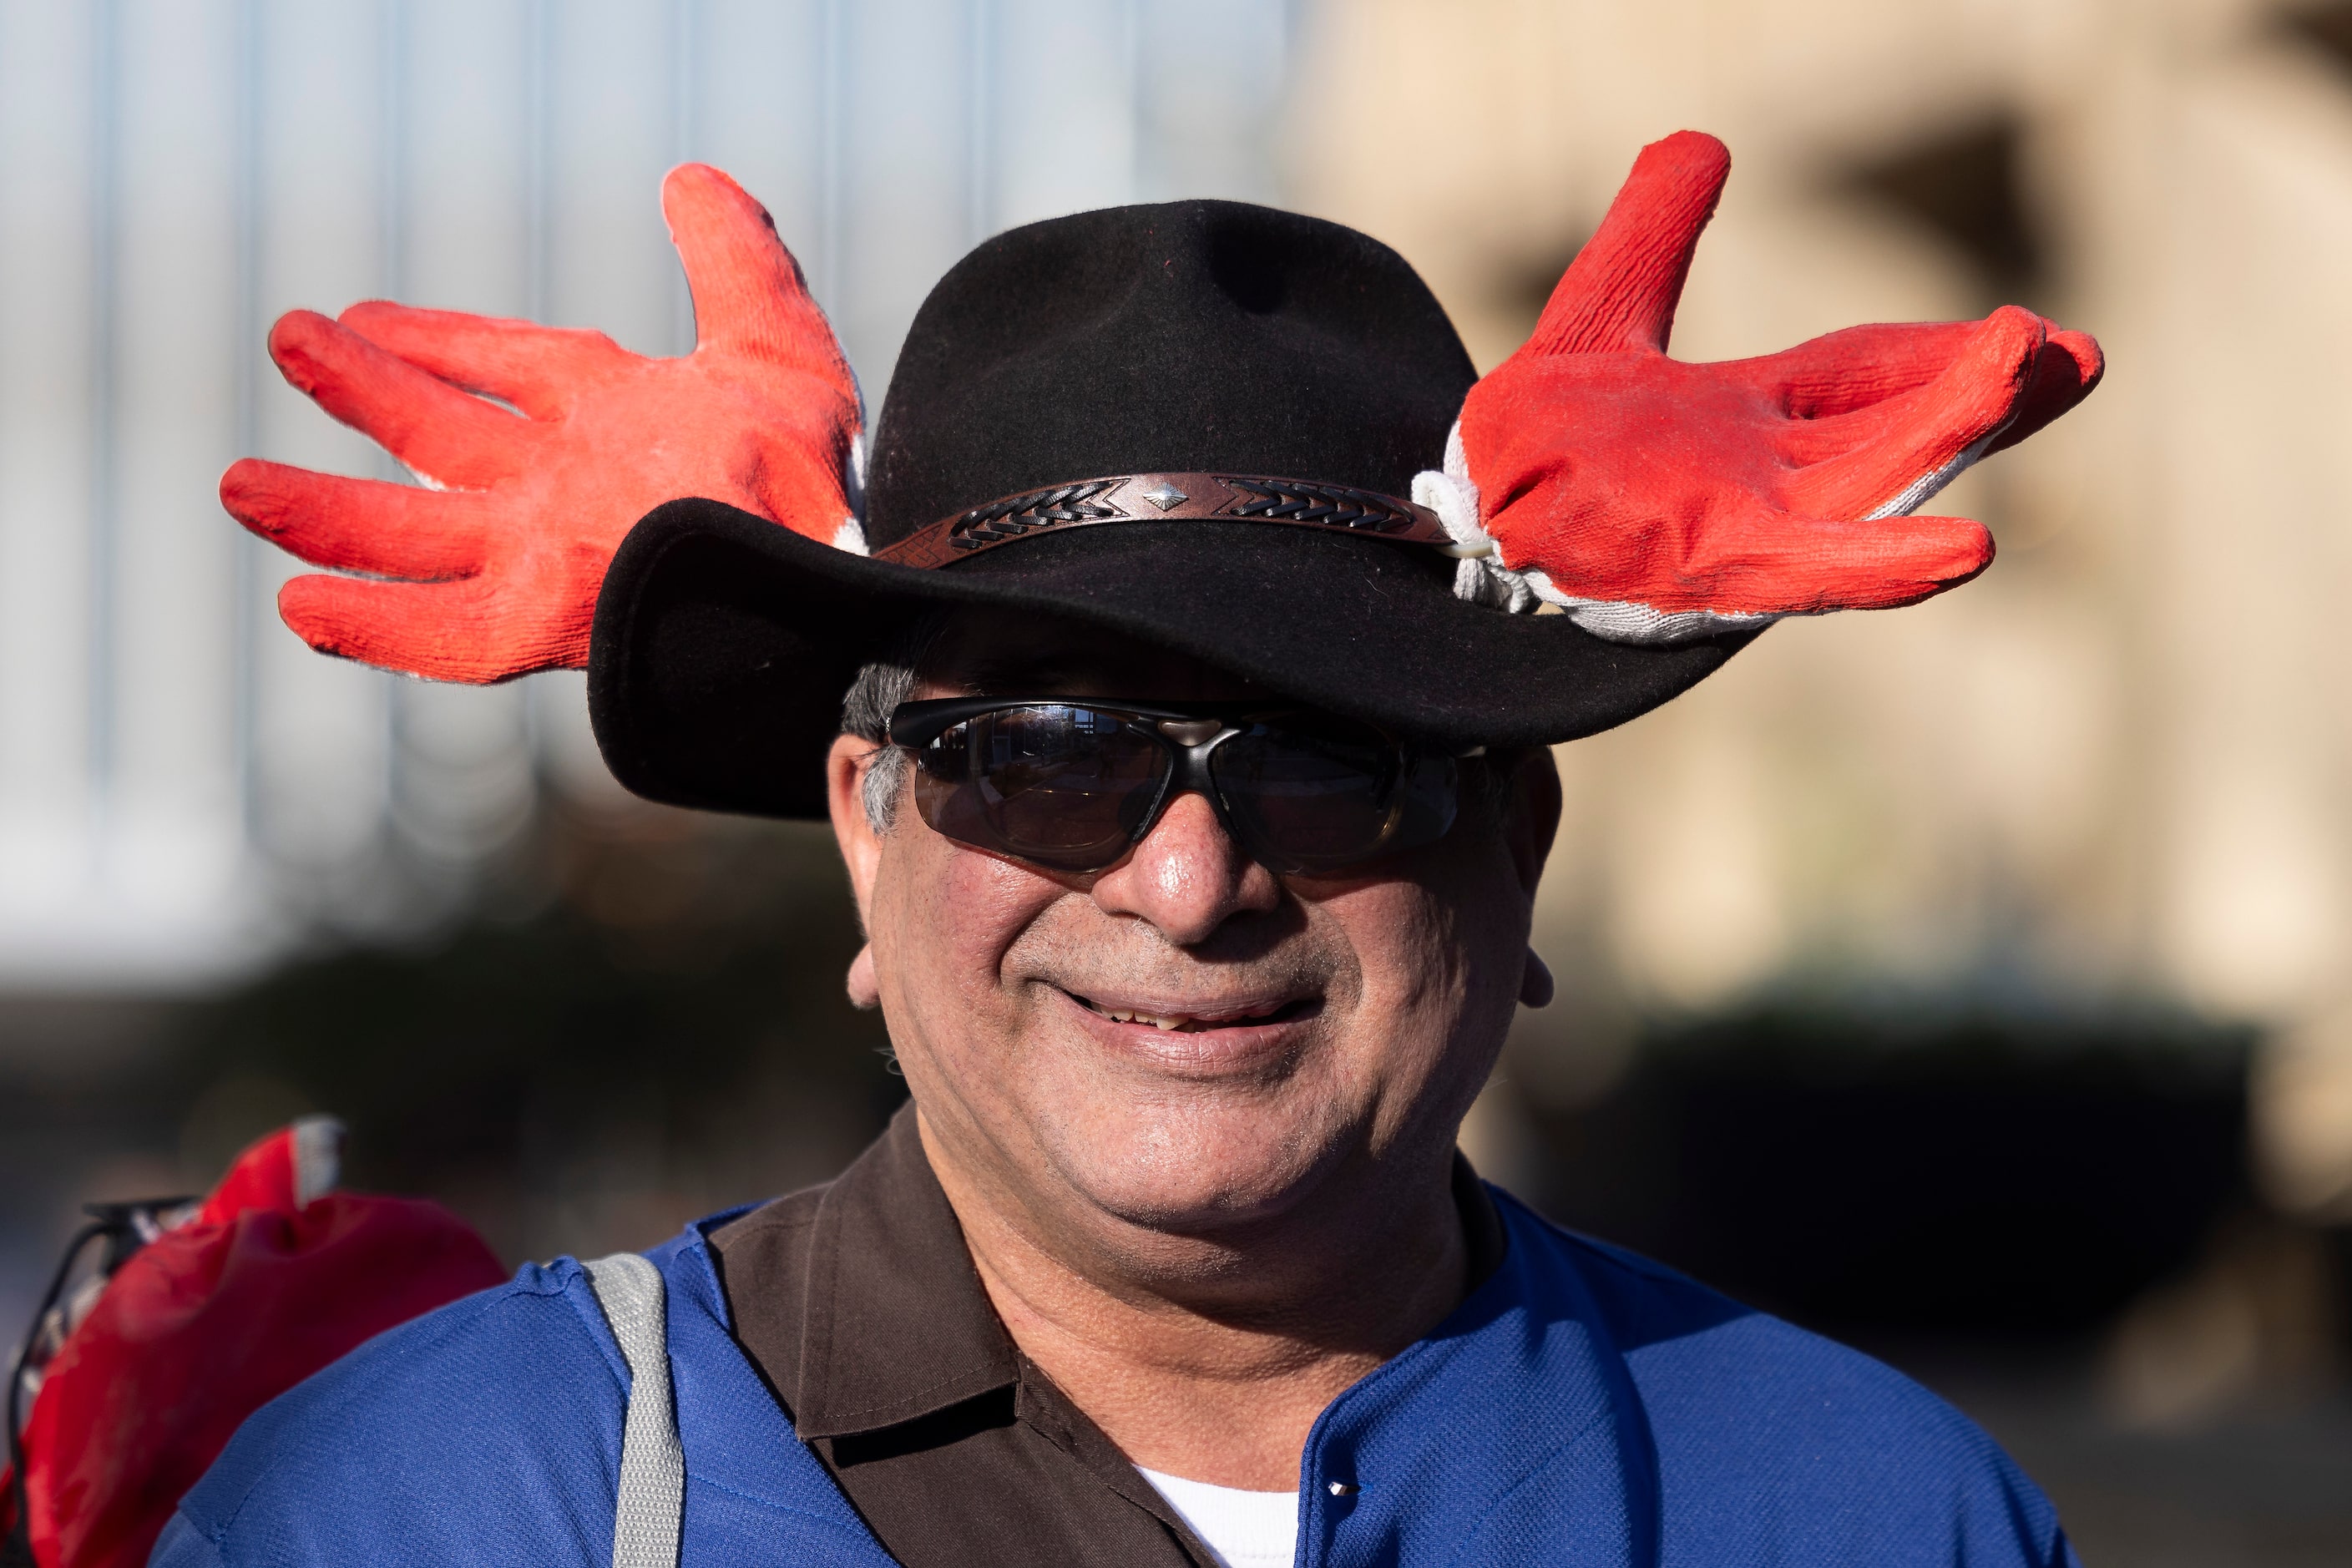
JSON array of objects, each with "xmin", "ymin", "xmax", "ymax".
[{"xmin": 153, "ymin": 1188, "xmax": 2076, "ymax": 1566}]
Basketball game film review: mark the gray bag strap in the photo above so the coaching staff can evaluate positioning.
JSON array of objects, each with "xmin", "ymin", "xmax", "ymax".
[{"xmin": 584, "ymin": 1253, "xmax": 685, "ymax": 1568}]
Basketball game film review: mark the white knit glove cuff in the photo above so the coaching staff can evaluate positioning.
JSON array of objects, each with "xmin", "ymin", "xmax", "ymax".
[
  {"xmin": 830, "ymin": 433, "xmax": 872, "ymax": 554},
  {"xmin": 1413, "ymin": 422, "xmax": 1540, "ymax": 614},
  {"xmin": 1414, "ymin": 420, "xmax": 1781, "ymax": 645}
]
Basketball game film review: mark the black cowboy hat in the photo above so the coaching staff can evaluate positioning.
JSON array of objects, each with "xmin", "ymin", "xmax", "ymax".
[{"xmin": 586, "ymin": 199, "xmax": 1754, "ymax": 819}]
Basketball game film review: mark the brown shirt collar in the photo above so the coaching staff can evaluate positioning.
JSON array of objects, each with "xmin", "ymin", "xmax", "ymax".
[
  {"xmin": 712, "ymin": 1104, "xmax": 1217, "ymax": 1566},
  {"xmin": 709, "ymin": 1101, "xmax": 1509, "ymax": 1568},
  {"xmin": 720, "ymin": 1100, "xmax": 1508, "ymax": 1442},
  {"xmin": 788, "ymin": 1105, "xmax": 1018, "ymax": 1436}
]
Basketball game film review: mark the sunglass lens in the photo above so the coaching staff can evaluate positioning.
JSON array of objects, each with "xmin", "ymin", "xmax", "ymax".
[
  {"xmin": 913, "ymin": 706, "xmax": 1168, "ymax": 870},
  {"xmin": 1211, "ymin": 715, "xmax": 1457, "ymax": 873}
]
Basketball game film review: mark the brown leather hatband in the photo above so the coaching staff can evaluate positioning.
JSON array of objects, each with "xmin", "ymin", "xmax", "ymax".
[{"xmin": 871, "ymin": 472, "xmax": 1452, "ymax": 569}]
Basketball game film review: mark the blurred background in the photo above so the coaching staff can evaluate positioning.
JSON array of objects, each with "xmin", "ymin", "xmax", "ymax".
[{"xmin": 2, "ymin": 0, "xmax": 2349, "ymax": 1561}]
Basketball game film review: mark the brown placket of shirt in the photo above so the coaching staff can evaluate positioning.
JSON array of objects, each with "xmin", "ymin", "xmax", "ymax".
[{"xmin": 707, "ymin": 1101, "xmax": 1506, "ymax": 1568}]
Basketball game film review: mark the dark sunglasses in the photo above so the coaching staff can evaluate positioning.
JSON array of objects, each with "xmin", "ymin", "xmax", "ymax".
[{"xmin": 885, "ymin": 696, "xmax": 1465, "ymax": 875}]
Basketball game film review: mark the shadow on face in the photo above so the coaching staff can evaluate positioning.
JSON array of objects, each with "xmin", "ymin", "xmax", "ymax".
[{"xmin": 830, "ymin": 607, "xmax": 1559, "ymax": 1250}]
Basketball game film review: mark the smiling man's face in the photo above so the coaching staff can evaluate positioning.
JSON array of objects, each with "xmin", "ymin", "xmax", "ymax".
[{"xmin": 827, "ymin": 609, "xmax": 1560, "ymax": 1262}]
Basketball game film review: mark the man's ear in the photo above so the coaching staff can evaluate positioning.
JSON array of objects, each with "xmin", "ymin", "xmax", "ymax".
[
  {"xmin": 827, "ymin": 733, "xmax": 887, "ymax": 928},
  {"xmin": 1501, "ymin": 746, "xmax": 1563, "ymax": 901}
]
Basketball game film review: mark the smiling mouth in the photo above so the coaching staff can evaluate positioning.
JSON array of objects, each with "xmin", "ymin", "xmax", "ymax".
[{"xmin": 1066, "ymin": 991, "xmax": 1317, "ymax": 1033}]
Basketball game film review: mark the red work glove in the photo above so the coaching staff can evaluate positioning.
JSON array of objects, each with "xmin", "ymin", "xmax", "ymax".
[
  {"xmin": 220, "ymin": 163, "xmax": 862, "ymax": 682},
  {"xmin": 1416, "ymin": 130, "xmax": 2102, "ymax": 641},
  {"xmin": 1, "ymin": 1120, "xmax": 504, "ymax": 1568}
]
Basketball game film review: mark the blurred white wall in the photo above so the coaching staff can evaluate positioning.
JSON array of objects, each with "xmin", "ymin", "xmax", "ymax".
[{"xmin": 0, "ymin": 0, "xmax": 1294, "ymax": 988}]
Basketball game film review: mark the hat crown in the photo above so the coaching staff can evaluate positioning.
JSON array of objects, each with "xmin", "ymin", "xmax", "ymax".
[{"xmin": 865, "ymin": 199, "xmax": 1476, "ymax": 546}]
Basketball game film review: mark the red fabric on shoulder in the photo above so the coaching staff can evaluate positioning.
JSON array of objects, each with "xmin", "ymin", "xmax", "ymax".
[{"xmin": 3, "ymin": 1126, "xmax": 504, "ymax": 1568}]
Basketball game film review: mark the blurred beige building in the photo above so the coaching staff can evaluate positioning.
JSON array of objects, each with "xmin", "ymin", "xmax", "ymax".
[{"xmin": 1288, "ymin": 0, "xmax": 2352, "ymax": 1213}]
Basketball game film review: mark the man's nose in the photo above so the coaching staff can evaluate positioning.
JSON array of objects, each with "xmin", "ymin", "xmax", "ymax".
[{"xmin": 1089, "ymin": 788, "xmax": 1281, "ymax": 944}]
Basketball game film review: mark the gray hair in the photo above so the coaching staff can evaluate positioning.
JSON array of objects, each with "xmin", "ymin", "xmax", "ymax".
[{"xmin": 841, "ymin": 609, "xmax": 949, "ymax": 832}]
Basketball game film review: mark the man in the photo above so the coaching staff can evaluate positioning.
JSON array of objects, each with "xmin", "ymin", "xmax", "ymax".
[{"xmin": 168, "ymin": 133, "xmax": 2098, "ymax": 1565}]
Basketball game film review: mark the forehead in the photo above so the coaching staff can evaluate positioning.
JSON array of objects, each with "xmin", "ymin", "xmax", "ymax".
[{"xmin": 915, "ymin": 607, "xmax": 1276, "ymax": 703}]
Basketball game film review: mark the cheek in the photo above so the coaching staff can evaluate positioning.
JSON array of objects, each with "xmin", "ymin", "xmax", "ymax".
[
  {"xmin": 1310, "ymin": 854, "xmax": 1529, "ymax": 1083},
  {"xmin": 1319, "ymin": 883, "xmax": 1463, "ymax": 1043},
  {"xmin": 870, "ymin": 835, "xmax": 1062, "ymax": 1054}
]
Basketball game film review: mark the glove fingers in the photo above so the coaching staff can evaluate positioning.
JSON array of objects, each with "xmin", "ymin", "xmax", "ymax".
[
  {"xmin": 338, "ymin": 301, "xmax": 635, "ymax": 417},
  {"xmin": 1984, "ymin": 327, "xmax": 2103, "ymax": 456},
  {"xmin": 1761, "ymin": 314, "xmax": 2100, "ymax": 438},
  {"xmin": 663, "ymin": 163, "xmax": 855, "ymax": 390},
  {"xmin": 1738, "ymin": 319, "xmax": 1982, "ymax": 418},
  {"xmin": 277, "ymin": 574, "xmax": 582, "ymax": 683},
  {"xmin": 1782, "ymin": 306, "xmax": 2042, "ymax": 519},
  {"xmin": 269, "ymin": 311, "xmax": 532, "ymax": 488},
  {"xmin": 1671, "ymin": 501, "xmax": 1994, "ymax": 615},
  {"xmin": 1522, "ymin": 130, "xmax": 1729, "ymax": 358},
  {"xmin": 221, "ymin": 458, "xmax": 490, "ymax": 580}
]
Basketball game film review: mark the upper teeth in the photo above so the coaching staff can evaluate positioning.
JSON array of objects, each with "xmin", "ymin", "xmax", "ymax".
[
  {"xmin": 1090, "ymin": 1001, "xmax": 1280, "ymax": 1031},
  {"xmin": 1104, "ymin": 1009, "xmax": 1192, "ymax": 1030}
]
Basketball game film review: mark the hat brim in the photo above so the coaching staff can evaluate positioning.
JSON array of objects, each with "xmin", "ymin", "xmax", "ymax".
[{"xmin": 588, "ymin": 498, "xmax": 1759, "ymax": 819}]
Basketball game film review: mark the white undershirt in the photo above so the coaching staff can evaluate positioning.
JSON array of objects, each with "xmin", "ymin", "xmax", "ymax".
[{"xmin": 1135, "ymin": 1467, "xmax": 1299, "ymax": 1568}]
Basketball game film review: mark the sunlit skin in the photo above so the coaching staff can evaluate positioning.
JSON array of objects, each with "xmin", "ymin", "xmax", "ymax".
[{"xmin": 825, "ymin": 609, "xmax": 1561, "ymax": 1491}]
